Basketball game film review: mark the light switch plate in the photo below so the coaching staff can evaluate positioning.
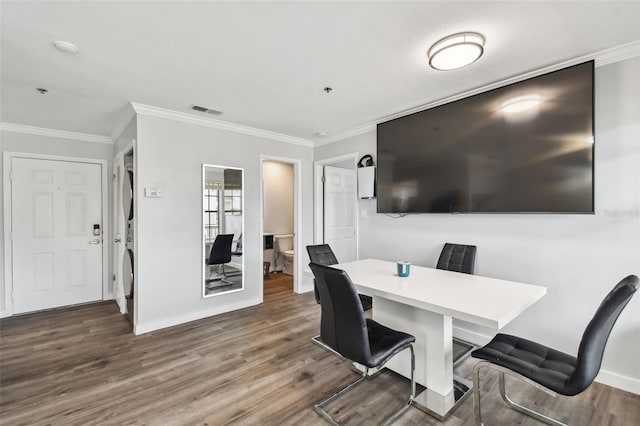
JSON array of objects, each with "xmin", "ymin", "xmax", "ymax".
[{"xmin": 145, "ymin": 187, "xmax": 163, "ymax": 198}]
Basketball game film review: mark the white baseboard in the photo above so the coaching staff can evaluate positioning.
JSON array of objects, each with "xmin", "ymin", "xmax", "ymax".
[
  {"xmin": 133, "ymin": 297, "xmax": 261, "ymax": 335},
  {"xmin": 297, "ymin": 270, "xmax": 314, "ymax": 294},
  {"xmin": 596, "ymin": 369, "xmax": 640, "ymax": 395},
  {"xmin": 0, "ymin": 309, "xmax": 12, "ymax": 318},
  {"xmin": 453, "ymin": 325, "xmax": 639, "ymax": 395}
]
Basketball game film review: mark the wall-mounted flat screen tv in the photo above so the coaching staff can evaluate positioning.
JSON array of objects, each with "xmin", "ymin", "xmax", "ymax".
[{"xmin": 377, "ymin": 61, "xmax": 594, "ymax": 214}]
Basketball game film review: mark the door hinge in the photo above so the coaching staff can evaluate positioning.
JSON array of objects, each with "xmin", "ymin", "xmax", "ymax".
[
  {"xmin": 113, "ymin": 274, "xmax": 116, "ymax": 282},
  {"xmin": 321, "ymin": 176, "xmax": 325, "ymax": 183}
]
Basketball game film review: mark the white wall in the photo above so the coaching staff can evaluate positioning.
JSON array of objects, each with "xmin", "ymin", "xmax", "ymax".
[
  {"xmin": 0, "ymin": 130, "xmax": 114, "ymax": 315},
  {"xmin": 133, "ymin": 113, "xmax": 314, "ymax": 334},
  {"xmin": 314, "ymin": 57, "xmax": 640, "ymax": 393},
  {"xmin": 263, "ymin": 161, "xmax": 294, "ymax": 235},
  {"xmin": 114, "ymin": 117, "xmax": 136, "ymax": 156}
]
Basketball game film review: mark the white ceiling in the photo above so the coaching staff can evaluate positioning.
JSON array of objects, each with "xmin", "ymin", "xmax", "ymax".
[{"xmin": 1, "ymin": 1, "xmax": 639, "ymax": 143}]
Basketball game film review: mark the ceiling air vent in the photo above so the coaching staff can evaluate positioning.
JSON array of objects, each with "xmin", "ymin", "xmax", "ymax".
[{"xmin": 191, "ymin": 105, "xmax": 222, "ymax": 115}]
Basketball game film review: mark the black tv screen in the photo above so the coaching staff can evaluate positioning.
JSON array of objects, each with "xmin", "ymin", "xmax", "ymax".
[{"xmin": 377, "ymin": 61, "xmax": 594, "ymax": 214}]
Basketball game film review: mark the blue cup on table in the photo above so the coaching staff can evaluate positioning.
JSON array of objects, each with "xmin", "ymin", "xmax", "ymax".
[{"xmin": 397, "ymin": 261, "xmax": 411, "ymax": 277}]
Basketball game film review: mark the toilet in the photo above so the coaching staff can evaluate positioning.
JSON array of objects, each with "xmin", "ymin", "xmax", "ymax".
[
  {"xmin": 283, "ymin": 250, "xmax": 294, "ymax": 275},
  {"xmin": 274, "ymin": 234, "xmax": 294, "ymax": 276}
]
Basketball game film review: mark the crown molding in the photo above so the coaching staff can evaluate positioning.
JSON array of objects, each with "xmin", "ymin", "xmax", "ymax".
[
  {"xmin": 318, "ymin": 40, "xmax": 640, "ymax": 148},
  {"xmin": 130, "ymin": 103, "xmax": 314, "ymax": 148},
  {"xmin": 315, "ymin": 123, "xmax": 376, "ymax": 147},
  {"xmin": 0, "ymin": 122, "xmax": 113, "ymax": 144},
  {"xmin": 595, "ymin": 40, "xmax": 640, "ymax": 67}
]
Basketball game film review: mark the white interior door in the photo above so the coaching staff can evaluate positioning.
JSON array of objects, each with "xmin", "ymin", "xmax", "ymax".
[
  {"xmin": 323, "ymin": 165, "xmax": 357, "ymax": 262},
  {"xmin": 11, "ymin": 158, "xmax": 103, "ymax": 314}
]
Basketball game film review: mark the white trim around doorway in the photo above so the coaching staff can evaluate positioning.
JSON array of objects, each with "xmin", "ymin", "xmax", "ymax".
[
  {"xmin": 2, "ymin": 151, "xmax": 110, "ymax": 318},
  {"xmin": 313, "ymin": 152, "xmax": 360, "ymax": 260},
  {"xmin": 259, "ymin": 155, "xmax": 303, "ymax": 298}
]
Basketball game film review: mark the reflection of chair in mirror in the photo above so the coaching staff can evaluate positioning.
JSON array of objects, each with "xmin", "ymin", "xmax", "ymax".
[
  {"xmin": 472, "ymin": 275, "xmax": 638, "ymax": 426},
  {"xmin": 436, "ymin": 243, "xmax": 477, "ymax": 366},
  {"xmin": 207, "ymin": 234, "xmax": 234, "ymax": 283}
]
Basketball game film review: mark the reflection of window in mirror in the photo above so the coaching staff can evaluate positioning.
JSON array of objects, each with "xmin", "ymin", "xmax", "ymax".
[
  {"xmin": 203, "ymin": 165, "xmax": 244, "ymax": 297},
  {"xmin": 203, "ymin": 185, "xmax": 221, "ymax": 244}
]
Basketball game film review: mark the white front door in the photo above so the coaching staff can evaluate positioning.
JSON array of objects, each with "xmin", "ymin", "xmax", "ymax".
[
  {"xmin": 323, "ymin": 165, "xmax": 357, "ymax": 262},
  {"xmin": 11, "ymin": 158, "xmax": 103, "ymax": 314}
]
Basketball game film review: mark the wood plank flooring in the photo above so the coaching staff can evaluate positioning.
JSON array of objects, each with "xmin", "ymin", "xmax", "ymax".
[{"xmin": 1, "ymin": 273, "xmax": 639, "ymax": 425}]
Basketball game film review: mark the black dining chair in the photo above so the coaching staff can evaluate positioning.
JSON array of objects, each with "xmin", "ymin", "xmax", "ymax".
[
  {"xmin": 207, "ymin": 234, "xmax": 234, "ymax": 282},
  {"xmin": 437, "ymin": 243, "xmax": 476, "ymax": 274},
  {"xmin": 309, "ymin": 262, "xmax": 416, "ymax": 425},
  {"xmin": 306, "ymin": 244, "xmax": 372, "ymax": 311},
  {"xmin": 472, "ymin": 274, "xmax": 639, "ymax": 426},
  {"xmin": 436, "ymin": 243, "xmax": 478, "ymax": 365}
]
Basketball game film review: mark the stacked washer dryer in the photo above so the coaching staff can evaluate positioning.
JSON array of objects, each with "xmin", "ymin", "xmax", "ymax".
[{"xmin": 123, "ymin": 152, "xmax": 135, "ymax": 324}]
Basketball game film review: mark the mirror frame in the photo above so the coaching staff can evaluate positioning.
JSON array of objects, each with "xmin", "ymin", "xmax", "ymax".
[{"xmin": 202, "ymin": 163, "xmax": 245, "ymax": 298}]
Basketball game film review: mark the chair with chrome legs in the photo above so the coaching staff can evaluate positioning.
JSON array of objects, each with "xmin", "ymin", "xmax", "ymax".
[
  {"xmin": 472, "ymin": 274, "xmax": 638, "ymax": 426},
  {"xmin": 436, "ymin": 243, "xmax": 478, "ymax": 366},
  {"xmin": 307, "ymin": 244, "xmax": 373, "ymax": 352},
  {"xmin": 309, "ymin": 262, "xmax": 416, "ymax": 425}
]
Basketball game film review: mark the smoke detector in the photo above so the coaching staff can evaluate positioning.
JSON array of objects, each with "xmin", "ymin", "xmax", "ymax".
[{"xmin": 53, "ymin": 41, "xmax": 78, "ymax": 54}]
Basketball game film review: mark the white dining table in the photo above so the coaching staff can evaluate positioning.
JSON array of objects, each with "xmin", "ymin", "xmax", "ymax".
[{"xmin": 334, "ymin": 258, "xmax": 547, "ymax": 420}]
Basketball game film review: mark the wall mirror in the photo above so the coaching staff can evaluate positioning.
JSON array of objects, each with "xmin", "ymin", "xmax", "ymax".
[{"xmin": 202, "ymin": 164, "xmax": 244, "ymax": 297}]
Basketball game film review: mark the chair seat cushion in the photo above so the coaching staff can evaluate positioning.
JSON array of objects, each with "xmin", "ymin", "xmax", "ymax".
[
  {"xmin": 365, "ymin": 319, "xmax": 415, "ymax": 368},
  {"xmin": 472, "ymin": 333, "xmax": 578, "ymax": 395}
]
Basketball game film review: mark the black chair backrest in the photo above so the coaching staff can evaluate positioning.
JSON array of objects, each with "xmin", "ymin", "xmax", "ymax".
[
  {"xmin": 307, "ymin": 244, "xmax": 339, "ymax": 266},
  {"xmin": 437, "ymin": 243, "xmax": 476, "ymax": 274},
  {"xmin": 208, "ymin": 234, "xmax": 234, "ymax": 265},
  {"xmin": 566, "ymin": 274, "xmax": 639, "ymax": 394},
  {"xmin": 307, "ymin": 244, "xmax": 339, "ymax": 304},
  {"xmin": 309, "ymin": 263, "xmax": 370, "ymax": 365}
]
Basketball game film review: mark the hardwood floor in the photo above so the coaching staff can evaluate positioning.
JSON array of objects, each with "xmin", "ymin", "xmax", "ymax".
[{"xmin": 1, "ymin": 275, "xmax": 639, "ymax": 425}]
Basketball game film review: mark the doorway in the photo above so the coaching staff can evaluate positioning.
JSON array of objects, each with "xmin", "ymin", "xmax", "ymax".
[
  {"xmin": 2, "ymin": 153, "xmax": 108, "ymax": 316},
  {"xmin": 313, "ymin": 153, "xmax": 359, "ymax": 262},
  {"xmin": 260, "ymin": 156, "xmax": 301, "ymax": 300}
]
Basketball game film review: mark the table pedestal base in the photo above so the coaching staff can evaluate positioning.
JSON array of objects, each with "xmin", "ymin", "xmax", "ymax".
[
  {"xmin": 412, "ymin": 375, "xmax": 472, "ymax": 420},
  {"xmin": 372, "ymin": 296, "xmax": 464, "ymax": 419}
]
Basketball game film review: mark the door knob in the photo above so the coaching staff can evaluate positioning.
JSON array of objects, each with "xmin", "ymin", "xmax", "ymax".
[
  {"xmin": 115, "ymin": 238, "xmax": 122, "ymax": 243},
  {"xmin": 89, "ymin": 239, "xmax": 102, "ymax": 245}
]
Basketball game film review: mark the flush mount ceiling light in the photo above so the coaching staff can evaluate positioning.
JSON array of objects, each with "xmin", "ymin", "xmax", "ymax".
[
  {"xmin": 501, "ymin": 94, "xmax": 542, "ymax": 113},
  {"xmin": 53, "ymin": 41, "xmax": 78, "ymax": 54},
  {"xmin": 428, "ymin": 32, "xmax": 485, "ymax": 71}
]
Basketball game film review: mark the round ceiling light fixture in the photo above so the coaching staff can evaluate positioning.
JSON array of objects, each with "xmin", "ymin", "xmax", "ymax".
[
  {"xmin": 53, "ymin": 41, "xmax": 79, "ymax": 54},
  {"xmin": 428, "ymin": 32, "xmax": 485, "ymax": 71}
]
